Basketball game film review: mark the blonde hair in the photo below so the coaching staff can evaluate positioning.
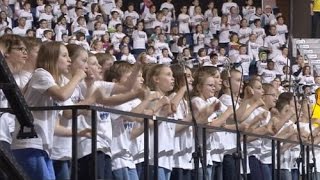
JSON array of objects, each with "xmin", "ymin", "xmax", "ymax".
[
  {"xmin": 146, "ymin": 64, "xmax": 168, "ymax": 91},
  {"xmin": 36, "ymin": 41, "xmax": 64, "ymax": 84}
]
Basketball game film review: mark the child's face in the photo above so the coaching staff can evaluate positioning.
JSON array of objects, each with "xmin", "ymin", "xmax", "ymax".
[
  {"xmin": 95, "ymin": 41, "xmax": 103, "ymax": 50},
  {"xmin": 45, "ymin": 6, "xmax": 52, "ymax": 13},
  {"xmin": 212, "ymin": 39, "xmax": 218, "ymax": 46},
  {"xmin": 255, "ymin": 20, "xmax": 261, "ymax": 27},
  {"xmin": 195, "ymin": 6, "xmax": 201, "ymax": 14},
  {"xmin": 278, "ymin": 17, "xmax": 284, "ymax": 25},
  {"xmin": 211, "ymin": 56, "xmax": 218, "ymax": 64},
  {"xmin": 263, "ymin": 88, "xmax": 277, "ymax": 108},
  {"xmin": 256, "ymin": 8, "xmax": 262, "ymax": 14},
  {"xmin": 219, "ymin": 48, "xmax": 226, "ymax": 55},
  {"xmin": 315, "ymin": 77, "xmax": 320, "ymax": 84},
  {"xmin": 239, "ymin": 47, "xmax": 247, "ymax": 54},
  {"xmin": 208, "ymin": 2, "xmax": 214, "ymax": 9},
  {"xmin": 128, "ymin": 5, "xmax": 134, "ymax": 11},
  {"xmin": 249, "ymin": 34, "xmax": 256, "ymax": 41},
  {"xmin": 147, "ymin": 48, "xmax": 154, "ymax": 55},
  {"xmin": 155, "ymin": 67, "xmax": 174, "ymax": 93},
  {"xmin": 37, "ymin": 0, "xmax": 43, "ymax": 5},
  {"xmin": 162, "ymin": 50, "xmax": 169, "ymax": 57},
  {"xmin": 251, "ymin": 81, "xmax": 264, "ymax": 100},
  {"xmin": 267, "ymin": 61, "xmax": 275, "ymax": 70},
  {"xmin": 88, "ymin": 56, "xmax": 102, "ymax": 80},
  {"xmin": 159, "ymin": 35, "xmax": 165, "ymax": 41},
  {"xmin": 183, "ymin": 49, "xmax": 190, "ymax": 56},
  {"xmin": 27, "ymin": 30, "xmax": 35, "ymax": 37},
  {"xmin": 46, "ymin": 32, "xmax": 53, "ymax": 38},
  {"xmin": 241, "ymin": 20, "xmax": 247, "ymax": 27},
  {"xmin": 181, "ymin": 6, "xmax": 187, "ymax": 13},
  {"xmin": 200, "ymin": 50, "xmax": 206, "ymax": 56},
  {"xmin": 62, "ymin": 35, "xmax": 69, "ymax": 42},
  {"xmin": 198, "ymin": 76, "xmax": 216, "ymax": 99},
  {"xmin": 102, "ymin": 59, "xmax": 113, "ymax": 72}
]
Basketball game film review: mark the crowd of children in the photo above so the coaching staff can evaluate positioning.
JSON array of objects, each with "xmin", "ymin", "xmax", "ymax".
[{"xmin": 0, "ymin": 0, "xmax": 320, "ymax": 180}]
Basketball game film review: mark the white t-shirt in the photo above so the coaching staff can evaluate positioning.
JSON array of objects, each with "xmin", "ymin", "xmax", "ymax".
[
  {"xmin": 191, "ymin": 96, "xmax": 227, "ymax": 164},
  {"xmin": 12, "ymin": 26, "xmax": 28, "ymax": 36},
  {"xmin": 219, "ymin": 94, "xmax": 238, "ymax": 155},
  {"xmin": 238, "ymin": 27, "xmax": 252, "ymax": 44},
  {"xmin": 77, "ymin": 81, "xmax": 115, "ymax": 158},
  {"xmin": 222, "ymin": 2, "xmax": 238, "ymax": 15},
  {"xmin": 236, "ymin": 54, "xmax": 252, "ymax": 76},
  {"xmin": 132, "ymin": 30, "xmax": 147, "ymax": 50},
  {"xmin": 11, "ymin": 68, "xmax": 63, "ymax": 156},
  {"xmin": 276, "ymin": 24, "xmax": 288, "ymax": 43},
  {"xmin": 219, "ymin": 24, "xmax": 231, "ymax": 43},
  {"xmin": 110, "ymin": 98, "xmax": 141, "ymax": 170},
  {"xmin": 178, "ymin": 13, "xmax": 190, "ymax": 34},
  {"xmin": 120, "ymin": 54, "xmax": 136, "ymax": 64},
  {"xmin": 172, "ymin": 97, "xmax": 194, "ymax": 169},
  {"xmin": 259, "ymin": 68, "xmax": 278, "ymax": 83},
  {"xmin": 273, "ymin": 55, "xmax": 290, "ymax": 75},
  {"xmin": 123, "ymin": 11, "xmax": 139, "ymax": 26},
  {"xmin": 252, "ymin": 27, "xmax": 266, "ymax": 46},
  {"xmin": 0, "ymin": 72, "xmax": 29, "ymax": 144},
  {"xmin": 264, "ymin": 35, "xmax": 284, "ymax": 59},
  {"xmin": 209, "ymin": 16, "xmax": 221, "ymax": 35},
  {"xmin": 51, "ymin": 83, "xmax": 84, "ymax": 161}
]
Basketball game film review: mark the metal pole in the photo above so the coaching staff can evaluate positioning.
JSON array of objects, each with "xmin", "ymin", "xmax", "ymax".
[
  {"xmin": 202, "ymin": 128, "xmax": 206, "ymax": 180},
  {"xmin": 272, "ymin": 140, "xmax": 275, "ymax": 180},
  {"xmin": 243, "ymin": 135, "xmax": 247, "ymax": 180},
  {"xmin": 277, "ymin": 141, "xmax": 281, "ymax": 180},
  {"xmin": 71, "ymin": 109, "xmax": 78, "ymax": 180},
  {"xmin": 153, "ymin": 120, "xmax": 158, "ymax": 180},
  {"xmin": 144, "ymin": 118, "xmax": 149, "ymax": 180},
  {"xmin": 91, "ymin": 110, "xmax": 97, "ymax": 180}
]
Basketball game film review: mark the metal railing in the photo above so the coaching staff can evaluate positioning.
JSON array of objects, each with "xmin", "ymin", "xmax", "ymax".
[{"xmin": 0, "ymin": 105, "xmax": 319, "ymax": 180}]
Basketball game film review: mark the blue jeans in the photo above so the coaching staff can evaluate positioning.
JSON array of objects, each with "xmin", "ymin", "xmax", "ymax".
[
  {"xmin": 278, "ymin": 169, "xmax": 291, "ymax": 180},
  {"xmin": 13, "ymin": 148, "xmax": 55, "ymax": 180},
  {"xmin": 78, "ymin": 151, "xmax": 112, "ymax": 180},
  {"xmin": 291, "ymin": 169, "xmax": 299, "ymax": 180},
  {"xmin": 136, "ymin": 162, "xmax": 145, "ymax": 180},
  {"xmin": 197, "ymin": 165, "xmax": 212, "ymax": 180},
  {"xmin": 313, "ymin": 172, "xmax": 320, "ymax": 180},
  {"xmin": 148, "ymin": 166, "xmax": 171, "ymax": 180},
  {"xmin": 170, "ymin": 168, "xmax": 192, "ymax": 180},
  {"xmin": 112, "ymin": 167, "xmax": 139, "ymax": 180},
  {"xmin": 223, "ymin": 154, "xmax": 237, "ymax": 180},
  {"xmin": 249, "ymin": 156, "xmax": 263, "ymax": 179},
  {"xmin": 53, "ymin": 160, "xmax": 70, "ymax": 180},
  {"xmin": 212, "ymin": 161, "xmax": 223, "ymax": 180},
  {"xmin": 261, "ymin": 163, "xmax": 272, "ymax": 180}
]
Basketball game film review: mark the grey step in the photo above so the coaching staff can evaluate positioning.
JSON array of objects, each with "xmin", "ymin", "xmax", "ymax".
[{"xmin": 295, "ymin": 38, "xmax": 320, "ymax": 44}]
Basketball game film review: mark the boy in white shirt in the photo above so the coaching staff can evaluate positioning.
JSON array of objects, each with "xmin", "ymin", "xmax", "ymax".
[
  {"xmin": 273, "ymin": 46, "xmax": 290, "ymax": 75},
  {"xmin": 120, "ymin": 45, "xmax": 136, "ymax": 64},
  {"xmin": 252, "ymin": 19, "xmax": 266, "ymax": 46},
  {"xmin": 108, "ymin": 10, "xmax": 122, "ymax": 32},
  {"xmin": 36, "ymin": 19, "xmax": 49, "ymax": 39},
  {"xmin": 259, "ymin": 60, "xmax": 278, "ymax": 83},
  {"xmin": 238, "ymin": 19, "xmax": 252, "ymax": 44},
  {"xmin": 263, "ymin": 25, "xmax": 285, "ymax": 59},
  {"xmin": 275, "ymin": 16, "xmax": 288, "ymax": 44},
  {"xmin": 19, "ymin": 2, "xmax": 33, "ymax": 29},
  {"xmin": 159, "ymin": 48, "xmax": 172, "ymax": 64},
  {"xmin": 12, "ymin": 17, "xmax": 28, "ymax": 36},
  {"xmin": 236, "ymin": 45, "xmax": 252, "ymax": 80},
  {"xmin": 247, "ymin": 33, "xmax": 261, "ymax": 61},
  {"xmin": 39, "ymin": 4, "xmax": 54, "ymax": 29},
  {"xmin": 123, "ymin": 3, "xmax": 139, "ymax": 26}
]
